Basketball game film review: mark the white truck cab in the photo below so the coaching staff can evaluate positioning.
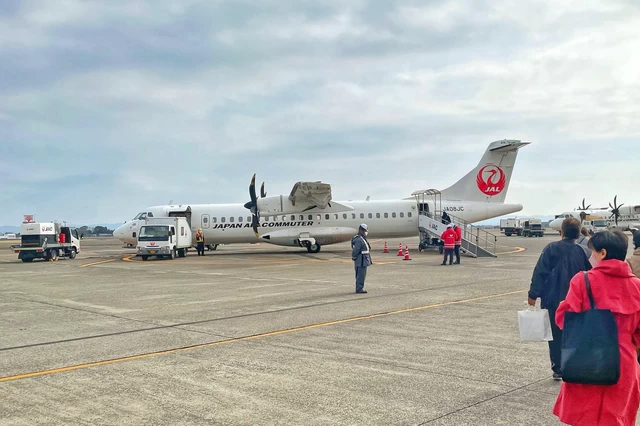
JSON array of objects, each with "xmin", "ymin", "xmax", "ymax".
[{"xmin": 137, "ymin": 217, "xmax": 192, "ymax": 260}]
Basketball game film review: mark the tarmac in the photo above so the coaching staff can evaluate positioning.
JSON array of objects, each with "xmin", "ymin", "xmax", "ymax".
[{"xmin": 0, "ymin": 233, "xmax": 636, "ymax": 425}]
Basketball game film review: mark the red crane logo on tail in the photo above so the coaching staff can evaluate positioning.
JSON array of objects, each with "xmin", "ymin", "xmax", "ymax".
[{"xmin": 476, "ymin": 165, "xmax": 506, "ymax": 196}]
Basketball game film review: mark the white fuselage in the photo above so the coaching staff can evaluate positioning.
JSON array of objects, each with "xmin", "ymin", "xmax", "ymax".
[{"xmin": 115, "ymin": 199, "xmax": 523, "ymax": 247}]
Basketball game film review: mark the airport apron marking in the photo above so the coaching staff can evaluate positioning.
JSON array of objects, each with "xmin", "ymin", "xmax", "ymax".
[
  {"xmin": 494, "ymin": 247, "xmax": 525, "ymax": 255},
  {"xmin": 78, "ymin": 259, "xmax": 117, "ymax": 268},
  {"xmin": 0, "ymin": 289, "xmax": 527, "ymax": 383}
]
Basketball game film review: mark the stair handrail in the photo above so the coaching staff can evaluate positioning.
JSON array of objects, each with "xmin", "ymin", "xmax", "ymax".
[{"xmin": 438, "ymin": 213, "xmax": 498, "ymax": 256}]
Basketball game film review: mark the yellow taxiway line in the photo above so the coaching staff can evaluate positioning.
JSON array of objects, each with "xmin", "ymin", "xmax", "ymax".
[
  {"xmin": 78, "ymin": 259, "xmax": 117, "ymax": 268},
  {"xmin": 495, "ymin": 247, "xmax": 526, "ymax": 255},
  {"xmin": 0, "ymin": 289, "xmax": 527, "ymax": 383}
]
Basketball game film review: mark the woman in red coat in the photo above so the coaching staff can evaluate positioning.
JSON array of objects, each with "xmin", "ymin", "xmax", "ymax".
[{"xmin": 554, "ymin": 230, "xmax": 640, "ymax": 425}]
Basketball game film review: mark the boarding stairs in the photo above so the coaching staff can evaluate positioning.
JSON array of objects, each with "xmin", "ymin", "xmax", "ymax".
[{"xmin": 418, "ymin": 213, "xmax": 498, "ymax": 258}]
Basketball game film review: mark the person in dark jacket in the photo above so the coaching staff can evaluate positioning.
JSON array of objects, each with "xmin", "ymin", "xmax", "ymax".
[
  {"xmin": 441, "ymin": 211, "xmax": 451, "ymax": 225},
  {"xmin": 528, "ymin": 217, "xmax": 592, "ymax": 380},
  {"xmin": 351, "ymin": 224, "xmax": 372, "ymax": 294}
]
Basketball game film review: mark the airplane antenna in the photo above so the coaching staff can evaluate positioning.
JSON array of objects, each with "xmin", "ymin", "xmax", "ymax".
[{"xmin": 169, "ymin": 200, "xmax": 173, "ymax": 205}]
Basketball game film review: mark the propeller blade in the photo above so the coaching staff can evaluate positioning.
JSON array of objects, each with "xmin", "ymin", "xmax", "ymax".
[
  {"xmin": 249, "ymin": 173, "xmax": 257, "ymax": 205},
  {"xmin": 260, "ymin": 182, "xmax": 267, "ymax": 198},
  {"xmin": 246, "ymin": 174, "xmax": 260, "ymax": 237}
]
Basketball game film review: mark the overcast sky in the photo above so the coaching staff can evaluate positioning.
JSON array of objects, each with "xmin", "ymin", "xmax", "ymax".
[{"xmin": 1, "ymin": 0, "xmax": 638, "ymax": 226}]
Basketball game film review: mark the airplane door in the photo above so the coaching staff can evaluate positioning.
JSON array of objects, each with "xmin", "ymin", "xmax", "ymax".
[{"xmin": 201, "ymin": 214, "xmax": 210, "ymax": 229}]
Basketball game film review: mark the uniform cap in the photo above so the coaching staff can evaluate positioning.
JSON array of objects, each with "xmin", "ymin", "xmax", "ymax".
[
  {"xmin": 446, "ymin": 223, "xmax": 453, "ymax": 228},
  {"xmin": 360, "ymin": 223, "xmax": 368, "ymax": 231}
]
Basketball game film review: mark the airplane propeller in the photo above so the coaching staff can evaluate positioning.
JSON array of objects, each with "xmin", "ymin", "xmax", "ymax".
[
  {"xmin": 609, "ymin": 195, "xmax": 624, "ymax": 227},
  {"xmin": 261, "ymin": 182, "xmax": 267, "ymax": 198},
  {"xmin": 243, "ymin": 174, "xmax": 261, "ymax": 237},
  {"xmin": 577, "ymin": 198, "xmax": 591, "ymax": 211}
]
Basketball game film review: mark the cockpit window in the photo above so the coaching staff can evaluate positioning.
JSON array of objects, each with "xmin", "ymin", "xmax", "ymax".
[
  {"xmin": 147, "ymin": 212, "xmax": 154, "ymax": 217},
  {"xmin": 133, "ymin": 212, "xmax": 147, "ymax": 220}
]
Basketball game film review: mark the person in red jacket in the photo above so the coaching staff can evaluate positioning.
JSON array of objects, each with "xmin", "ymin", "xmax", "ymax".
[
  {"xmin": 440, "ymin": 224, "xmax": 457, "ymax": 266},
  {"xmin": 452, "ymin": 224, "xmax": 462, "ymax": 264},
  {"xmin": 553, "ymin": 230, "xmax": 640, "ymax": 425}
]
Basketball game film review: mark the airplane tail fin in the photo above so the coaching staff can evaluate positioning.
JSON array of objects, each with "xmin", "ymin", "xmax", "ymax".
[{"xmin": 439, "ymin": 140, "xmax": 529, "ymax": 203}]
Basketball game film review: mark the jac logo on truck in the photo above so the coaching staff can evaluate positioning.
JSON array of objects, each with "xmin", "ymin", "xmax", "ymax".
[
  {"xmin": 42, "ymin": 226, "xmax": 53, "ymax": 232},
  {"xmin": 476, "ymin": 165, "xmax": 506, "ymax": 196}
]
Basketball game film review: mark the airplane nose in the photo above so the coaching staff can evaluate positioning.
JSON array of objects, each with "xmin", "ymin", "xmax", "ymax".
[
  {"xmin": 549, "ymin": 219, "xmax": 562, "ymax": 229},
  {"xmin": 113, "ymin": 223, "xmax": 126, "ymax": 239}
]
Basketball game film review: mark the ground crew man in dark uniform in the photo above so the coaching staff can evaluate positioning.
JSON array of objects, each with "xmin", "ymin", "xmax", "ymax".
[
  {"xmin": 195, "ymin": 228, "xmax": 205, "ymax": 256},
  {"xmin": 351, "ymin": 224, "xmax": 372, "ymax": 294}
]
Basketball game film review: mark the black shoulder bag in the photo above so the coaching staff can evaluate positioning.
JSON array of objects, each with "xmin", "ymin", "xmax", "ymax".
[{"xmin": 560, "ymin": 271, "xmax": 620, "ymax": 385}]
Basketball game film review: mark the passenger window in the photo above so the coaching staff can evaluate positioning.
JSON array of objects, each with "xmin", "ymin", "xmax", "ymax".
[
  {"xmin": 343, "ymin": 214, "xmax": 347, "ymax": 219},
  {"xmin": 352, "ymin": 214, "xmax": 356, "ymax": 219},
  {"xmin": 299, "ymin": 215, "xmax": 304, "ymax": 220},
  {"xmin": 212, "ymin": 217, "xmax": 217, "ymax": 223},
  {"xmin": 376, "ymin": 213, "xmax": 380, "ymax": 218},
  {"xmin": 334, "ymin": 214, "xmax": 339, "ymax": 220},
  {"xmin": 308, "ymin": 215, "xmax": 313, "ymax": 220},
  {"xmin": 368, "ymin": 213, "xmax": 372, "ymax": 219},
  {"xmin": 325, "ymin": 214, "xmax": 330, "ymax": 220},
  {"xmin": 317, "ymin": 214, "xmax": 321, "ymax": 221},
  {"xmin": 408, "ymin": 212, "xmax": 412, "ymax": 218},
  {"xmin": 230, "ymin": 216, "xmax": 234, "ymax": 223},
  {"xmin": 384, "ymin": 213, "xmax": 388, "ymax": 218},
  {"xmin": 400, "ymin": 212, "xmax": 404, "ymax": 218},
  {"xmin": 247, "ymin": 216, "xmax": 251, "ymax": 222},
  {"xmin": 290, "ymin": 215, "xmax": 295, "ymax": 221},
  {"xmin": 221, "ymin": 217, "xmax": 226, "ymax": 223},
  {"xmin": 203, "ymin": 217, "xmax": 208, "ymax": 224},
  {"xmin": 392, "ymin": 213, "xmax": 396, "ymax": 218},
  {"xmin": 238, "ymin": 216, "xmax": 243, "ymax": 222},
  {"xmin": 360, "ymin": 213, "xmax": 364, "ymax": 219}
]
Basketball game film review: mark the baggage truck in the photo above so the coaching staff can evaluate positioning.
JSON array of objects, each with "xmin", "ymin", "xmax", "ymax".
[
  {"xmin": 136, "ymin": 217, "xmax": 192, "ymax": 260},
  {"xmin": 10, "ymin": 220, "xmax": 81, "ymax": 262},
  {"xmin": 500, "ymin": 218, "xmax": 523, "ymax": 236}
]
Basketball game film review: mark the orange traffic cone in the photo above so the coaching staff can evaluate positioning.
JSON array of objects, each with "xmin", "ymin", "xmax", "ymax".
[
  {"xmin": 403, "ymin": 245, "xmax": 412, "ymax": 261},
  {"xmin": 383, "ymin": 241, "xmax": 389, "ymax": 253},
  {"xmin": 397, "ymin": 243, "xmax": 403, "ymax": 256}
]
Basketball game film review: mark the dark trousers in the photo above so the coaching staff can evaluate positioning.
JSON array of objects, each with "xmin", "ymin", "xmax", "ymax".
[
  {"xmin": 443, "ymin": 249, "xmax": 454, "ymax": 264},
  {"xmin": 355, "ymin": 266, "xmax": 367, "ymax": 292},
  {"xmin": 454, "ymin": 245, "xmax": 460, "ymax": 263},
  {"xmin": 197, "ymin": 242, "xmax": 205, "ymax": 256},
  {"xmin": 546, "ymin": 304, "xmax": 563, "ymax": 374}
]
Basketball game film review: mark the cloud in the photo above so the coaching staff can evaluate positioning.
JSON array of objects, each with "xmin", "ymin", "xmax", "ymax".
[{"xmin": 1, "ymin": 0, "xmax": 639, "ymax": 226}]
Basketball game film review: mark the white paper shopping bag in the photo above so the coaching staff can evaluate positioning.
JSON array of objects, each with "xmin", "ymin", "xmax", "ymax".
[{"xmin": 518, "ymin": 307, "xmax": 553, "ymax": 342}]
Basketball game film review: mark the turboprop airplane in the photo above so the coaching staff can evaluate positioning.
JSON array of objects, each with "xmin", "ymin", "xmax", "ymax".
[
  {"xmin": 549, "ymin": 195, "xmax": 640, "ymax": 232},
  {"xmin": 113, "ymin": 140, "xmax": 529, "ymax": 253}
]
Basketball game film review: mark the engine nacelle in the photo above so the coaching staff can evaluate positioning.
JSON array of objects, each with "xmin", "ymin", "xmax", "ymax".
[{"xmin": 261, "ymin": 227, "xmax": 357, "ymax": 247}]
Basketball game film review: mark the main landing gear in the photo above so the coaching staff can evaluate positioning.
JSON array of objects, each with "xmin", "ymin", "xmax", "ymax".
[
  {"xmin": 306, "ymin": 243, "xmax": 321, "ymax": 254},
  {"xmin": 297, "ymin": 238, "xmax": 321, "ymax": 253}
]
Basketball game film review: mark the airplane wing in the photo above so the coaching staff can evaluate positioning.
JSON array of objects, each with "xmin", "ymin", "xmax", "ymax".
[
  {"xmin": 288, "ymin": 181, "xmax": 332, "ymax": 208},
  {"xmin": 257, "ymin": 181, "xmax": 353, "ymax": 216}
]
